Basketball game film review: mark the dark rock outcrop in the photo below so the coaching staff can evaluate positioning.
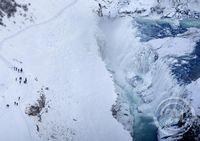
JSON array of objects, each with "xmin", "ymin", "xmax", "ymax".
[{"xmin": 0, "ymin": 0, "xmax": 30, "ymax": 26}]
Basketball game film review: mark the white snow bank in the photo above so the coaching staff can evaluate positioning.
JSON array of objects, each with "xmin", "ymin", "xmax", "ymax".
[
  {"xmin": 0, "ymin": 0, "xmax": 131, "ymax": 140},
  {"xmin": 147, "ymin": 37, "xmax": 196, "ymax": 58}
]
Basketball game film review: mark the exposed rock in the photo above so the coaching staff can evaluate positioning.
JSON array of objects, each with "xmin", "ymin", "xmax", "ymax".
[
  {"xmin": 0, "ymin": 0, "xmax": 30, "ymax": 26},
  {"xmin": 25, "ymin": 94, "xmax": 47, "ymax": 121},
  {"xmin": 179, "ymin": 117, "xmax": 200, "ymax": 141}
]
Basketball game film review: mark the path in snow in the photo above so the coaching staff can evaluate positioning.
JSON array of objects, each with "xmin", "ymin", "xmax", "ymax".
[
  {"xmin": 0, "ymin": 0, "xmax": 79, "ymax": 50},
  {"xmin": 0, "ymin": 1, "xmax": 78, "ymax": 140}
]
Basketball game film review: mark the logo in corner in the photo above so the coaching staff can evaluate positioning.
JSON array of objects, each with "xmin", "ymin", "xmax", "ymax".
[{"xmin": 154, "ymin": 97, "xmax": 195, "ymax": 136}]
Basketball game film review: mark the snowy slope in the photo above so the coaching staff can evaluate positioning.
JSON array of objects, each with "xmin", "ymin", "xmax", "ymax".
[{"xmin": 0, "ymin": 0, "xmax": 131, "ymax": 141}]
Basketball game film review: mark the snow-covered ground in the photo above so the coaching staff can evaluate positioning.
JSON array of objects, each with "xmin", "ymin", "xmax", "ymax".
[
  {"xmin": 0, "ymin": 0, "xmax": 131, "ymax": 141},
  {"xmin": 1, "ymin": 0, "xmax": 200, "ymax": 141}
]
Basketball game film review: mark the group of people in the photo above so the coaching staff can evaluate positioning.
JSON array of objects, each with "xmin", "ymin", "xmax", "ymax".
[
  {"xmin": 13, "ymin": 66, "xmax": 28, "ymax": 84},
  {"xmin": 6, "ymin": 97, "xmax": 21, "ymax": 108},
  {"xmin": 13, "ymin": 67, "xmax": 23, "ymax": 73},
  {"xmin": 15, "ymin": 77, "xmax": 27, "ymax": 84}
]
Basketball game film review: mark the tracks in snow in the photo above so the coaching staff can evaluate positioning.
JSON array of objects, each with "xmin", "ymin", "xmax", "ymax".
[
  {"xmin": 0, "ymin": 0, "xmax": 79, "ymax": 140},
  {"xmin": 0, "ymin": 0, "xmax": 79, "ymax": 50}
]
